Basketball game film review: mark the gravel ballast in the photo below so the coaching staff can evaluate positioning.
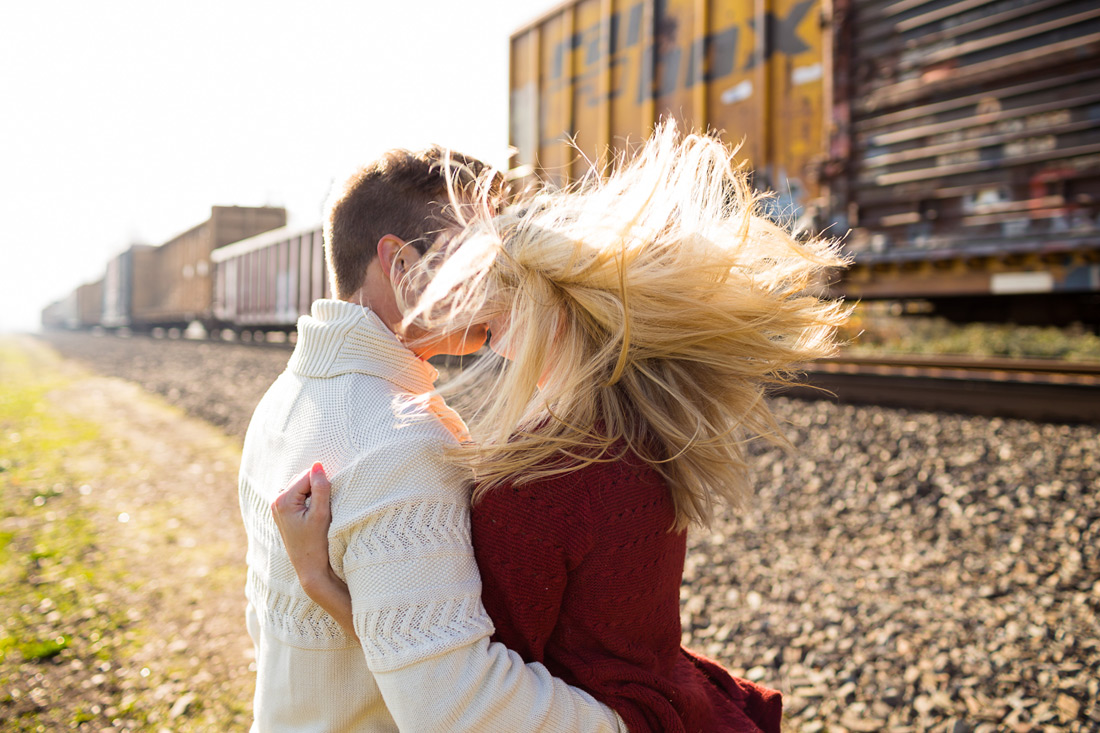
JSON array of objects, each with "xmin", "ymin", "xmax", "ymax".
[{"xmin": 40, "ymin": 331, "xmax": 1100, "ymax": 732}]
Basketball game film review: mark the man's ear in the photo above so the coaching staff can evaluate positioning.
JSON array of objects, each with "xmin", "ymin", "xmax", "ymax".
[
  {"xmin": 376, "ymin": 234, "xmax": 425, "ymax": 292},
  {"xmin": 376, "ymin": 235, "xmax": 409, "ymax": 285},
  {"xmin": 375, "ymin": 235, "xmax": 399, "ymax": 283}
]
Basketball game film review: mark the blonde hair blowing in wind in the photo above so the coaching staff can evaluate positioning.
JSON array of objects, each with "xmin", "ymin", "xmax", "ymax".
[{"xmin": 406, "ymin": 122, "xmax": 851, "ymax": 530}]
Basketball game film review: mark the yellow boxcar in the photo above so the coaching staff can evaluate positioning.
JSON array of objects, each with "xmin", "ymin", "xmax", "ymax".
[
  {"xmin": 510, "ymin": 0, "xmax": 1100, "ymax": 323},
  {"xmin": 511, "ymin": 0, "xmax": 827, "ymax": 204}
]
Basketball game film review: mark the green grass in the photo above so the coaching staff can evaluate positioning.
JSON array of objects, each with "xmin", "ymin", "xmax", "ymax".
[
  {"xmin": 840, "ymin": 307, "xmax": 1100, "ymax": 361},
  {"xmin": 0, "ymin": 342, "xmax": 180, "ymax": 730},
  {"xmin": 0, "ymin": 342, "xmax": 147, "ymax": 729},
  {"xmin": 0, "ymin": 338, "xmax": 255, "ymax": 731}
]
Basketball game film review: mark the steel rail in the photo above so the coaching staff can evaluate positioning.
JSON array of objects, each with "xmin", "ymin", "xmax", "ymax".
[{"xmin": 779, "ymin": 355, "xmax": 1100, "ymax": 423}]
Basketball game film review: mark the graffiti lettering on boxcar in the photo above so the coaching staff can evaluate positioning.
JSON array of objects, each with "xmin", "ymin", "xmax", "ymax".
[
  {"xmin": 684, "ymin": 27, "xmax": 739, "ymax": 86},
  {"xmin": 540, "ymin": 0, "xmax": 814, "ymax": 144},
  {"xmin": 743, "ymin": 0, "xmax": 813, "ymax": 68}
]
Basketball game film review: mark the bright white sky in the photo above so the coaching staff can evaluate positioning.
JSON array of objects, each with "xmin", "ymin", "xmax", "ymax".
[{"xmin": 0, "ymin": 0, "xmax": 558, "ymax": 333}]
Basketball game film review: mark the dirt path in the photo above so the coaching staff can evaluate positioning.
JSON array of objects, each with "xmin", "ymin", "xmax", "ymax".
[{"xmin": 1, "ymin": 338, "xmax": 255, "ymax": 731}]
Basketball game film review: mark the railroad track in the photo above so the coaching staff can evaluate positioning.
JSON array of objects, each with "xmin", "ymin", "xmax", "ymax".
[
  {"xmin": 783, "ymin": 354, "xmax": 1100, "ymax": 423},
  {"xmin": 51, "ymin": 331, "xmax": 1100, "ymax": 423}
]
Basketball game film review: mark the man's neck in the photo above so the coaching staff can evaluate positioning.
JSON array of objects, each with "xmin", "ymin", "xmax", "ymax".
[{"xmin": 338, "ymin": 292, "xmax": 437, "ymax": 361}]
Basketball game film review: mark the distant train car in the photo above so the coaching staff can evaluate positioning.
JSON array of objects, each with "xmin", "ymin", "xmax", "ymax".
[
  {"xmin": 133, "ymin": 205, "xmax": 287, "ymax": 330},
  {"xmin": 210, "ymin": 224, "xmax": 329, "ymax": 332},
  {"xmin": 102, "ymin": 244, "xmax": 157, "ymax": 329},
  {"xmin": 76, "ymin": 278, "xmax": 104, "ymax": 329},
  {"xmin": 510, "ymin": 0, "xmax": 1100, "ymax": 324},
  {"xmin": 41, "ymin": 291, "xmax": 79, "ymax": 330}
]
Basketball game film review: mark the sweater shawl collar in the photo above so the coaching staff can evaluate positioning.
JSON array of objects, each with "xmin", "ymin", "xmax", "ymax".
[{"xmin": 287, "ymin": 299, "xmax": 437, "ymax": 394}]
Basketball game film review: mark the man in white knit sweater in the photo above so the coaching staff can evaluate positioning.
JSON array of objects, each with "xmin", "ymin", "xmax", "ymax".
[{"xmin": 238, "ymin": 147, "xmax": 625, "ymax": 732}]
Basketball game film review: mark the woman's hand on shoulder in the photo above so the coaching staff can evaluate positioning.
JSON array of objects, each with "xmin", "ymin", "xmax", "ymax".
[
  {"xmin": 271, "ymin": 462, "xmax": 335, "ymax": 593},
  {"xmin": 271, "ymin": 463, "xmax": 358, "ymax": 637}
]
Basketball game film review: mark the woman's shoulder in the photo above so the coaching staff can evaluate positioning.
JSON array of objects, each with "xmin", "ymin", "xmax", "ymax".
[
  {"xmin": 533, "ymin": 447, "xmax": 666, "ymax": 495},
  {"xmin": 533, "ymin": 449, "xmax": 676, "ymax": 531},
  {"xmin": 475, "ymin": 449, "xmax": 667, "ymax": 515}
]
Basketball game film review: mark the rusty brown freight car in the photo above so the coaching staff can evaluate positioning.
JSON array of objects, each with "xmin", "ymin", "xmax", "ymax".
[
  {"xmin": 76, "ymin": 278, "xmax": 104, "ymax": 328},
  {"xmin": 134, "ymin": 206, "xmax": 287, "ymax": 329},
  {"xmin": 510, "ymin": 0, "xmax": 1100, "ymax": 324}
]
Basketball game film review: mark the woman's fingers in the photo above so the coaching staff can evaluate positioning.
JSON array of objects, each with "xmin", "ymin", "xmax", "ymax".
[
  {"xmin": 306, "ymin": 462, "xmax": 331, "ymax": 523},
  {"xmin": 271, "ymin": 467, "xmax": 314, "ymax": 517},
  {"xmin": 271, "ymin": 462, "xmax": 332, "ymax": 533},
  {"xmin": 270, "ymin": 463, "xmax": 334, "ymax": 585}
]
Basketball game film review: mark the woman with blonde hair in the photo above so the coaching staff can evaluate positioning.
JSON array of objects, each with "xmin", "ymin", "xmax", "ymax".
[{"xmin": 275, "ymin": 123, "xmax": 849, "ymax": 731}]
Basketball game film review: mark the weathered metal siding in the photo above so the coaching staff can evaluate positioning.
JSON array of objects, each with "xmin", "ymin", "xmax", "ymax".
[
  {"xmin": 833, "ymin": 0, "xmax": 1100, "ymax": 299},
  {"xmin": 511, "ymin": 0, "xmax": 827, "ymax": 207},
  {"xmin": 211, "ymin": 225, "xmax": 326, "ymax": 329},
  {"xmin": 147, "ymin": 220, "xmax": 211, "ymax": 325},
  {"xmin": 211, "ymin": 206, "xmax": 288, "ymax": 250},
  {"xmin": 76, "ymin": 279, "xmax": 104, "ymax": 328},
  {"xmin": 102, "ymin": 244, "xmax": 157, "ymax": 328},
  {"xmin": 130, "ymin": 246, "xmax": 159, "ymax": 325}
]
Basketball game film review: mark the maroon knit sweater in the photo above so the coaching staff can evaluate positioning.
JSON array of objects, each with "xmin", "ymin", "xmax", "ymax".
[{"xmin": 470, "ymin": 453, "xmax": 783, "ymax": 733}]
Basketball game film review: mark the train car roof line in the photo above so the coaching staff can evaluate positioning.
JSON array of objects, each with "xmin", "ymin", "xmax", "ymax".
[{"xmin": 211, "ymin": 223, "xmax": 323, "ymax": 262}]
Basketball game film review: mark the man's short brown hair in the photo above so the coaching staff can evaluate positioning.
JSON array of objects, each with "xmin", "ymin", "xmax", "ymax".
[{"xmin": 324, "ymin": 146, "xmax": 498, "ymax": 299}]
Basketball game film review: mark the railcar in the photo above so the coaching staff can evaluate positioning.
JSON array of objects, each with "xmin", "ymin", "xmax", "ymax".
[
  {"xmin": 76, "ymin": 279, "xmax": 104, "ymax": 329},
  {"xmin": 210, "ymin": 224, "xmax": 330, "ymax": 333},
  {"xmin": 102, "ymin": 244, "xmax": 158, "ymax": 330},
  {"xmin": 509, "ymin": 0, "xmax": 1100, "ymax": 324},
  {"xmin": 41, "ymin": 291, "xmax": 79, "ymax": 331}
]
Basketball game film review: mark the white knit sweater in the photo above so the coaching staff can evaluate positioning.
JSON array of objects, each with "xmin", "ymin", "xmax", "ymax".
[{"xmin": 239, "ymin": 299, "xmax": 624, "ymax": 732}]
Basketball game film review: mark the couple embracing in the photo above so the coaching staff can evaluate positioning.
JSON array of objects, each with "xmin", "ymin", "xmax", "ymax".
[{"xmin": 239, "ymin": 124, "xmax": 848, "ymax": 732}]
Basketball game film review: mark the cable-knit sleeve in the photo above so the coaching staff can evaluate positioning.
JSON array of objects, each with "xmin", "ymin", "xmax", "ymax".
[
  {"xmin": 329, "ymin": 434, "xmax": 491, "ymax": 670},
  {"xmin": 329, "ymin": 434, "xmax": 624, "ymax": 732}
]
